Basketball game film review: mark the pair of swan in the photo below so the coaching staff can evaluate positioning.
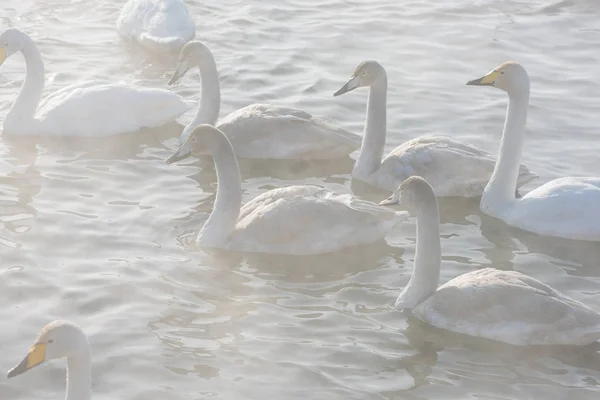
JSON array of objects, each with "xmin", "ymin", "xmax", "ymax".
[
  {"xmin": 7, "ymin": 214, "xmax": 600, "ymax": 398},
  {"xmin": 467, "ymin": 61, "xmax": 600, "ymax": 242},
  {"xmin": 332, "ymin": 60, "xmax": 537, "ymax": 196},
  {"xmin": 0, "ymin": 28, "xmax": 188, "ymax": 136},
  {"xmin": 166, "ymin": 124, "xmax": 408, "ymax": 255},
  {"xmin": 116, "ymin": 0, "xmax": 196, "ymax": 52}
]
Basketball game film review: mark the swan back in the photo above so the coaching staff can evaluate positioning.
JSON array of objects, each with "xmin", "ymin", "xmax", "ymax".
[{"xmin": 415, "ymin": 268, "xmax": 600, "ymax": 346}]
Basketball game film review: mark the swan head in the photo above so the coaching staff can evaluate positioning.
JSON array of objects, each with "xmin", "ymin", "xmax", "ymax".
[
  {"xmin": 7, "ymin": 320, "xmax": 89, "ymax": 379},
  {"xmin": 166, "ymin": 124, "xmax": 230, "ymax": 164},
  {"xmin": 0, "ymin": 28, "xmax": 27, "ymax": 66},
  {"xmin": 169, "ymin": 41, "xmax": 215, "ymax": 85},
  {"xmin": 466, "ymin": 61, "xmax": 530, "ymax": 94},
  {"xmin": 333, "ymin": 60, "xmax": 387, "ymax": 96},
  {"xmin": 379, "ymin": 176, "xmax": 436, "ymax": 212}
]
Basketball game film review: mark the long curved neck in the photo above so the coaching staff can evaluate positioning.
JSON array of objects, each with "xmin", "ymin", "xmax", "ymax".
[
  {"xmin": 481, "ymin": 88, "xmax": 530, "ymax": 214},
  {"xmin": 192, "ymin": 57, "xmax": 221, "ymax": 127},
  {"xmin": 9, "ymin": 33, "xmax": 45, "ymax": 122},
  {"xmin": 354, "ymin": 75, "xmax": 387, "ymax": 176},
  {"xmin": 395, "ymin": 195, "xmax": 441, "ymax": 309},
  {"xmin": 199, "ymin": 137, "xmax": 242, "ymax": 245},
  {"xmin": 65, "ymin": 347, "xmax": 92, "ymax": 400}
]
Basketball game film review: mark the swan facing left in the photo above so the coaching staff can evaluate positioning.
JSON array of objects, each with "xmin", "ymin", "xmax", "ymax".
[
  {"xmin": 7, "ymin": 320, "xmax": 92, "ymax": 400},
  {"xmin": 381, "ymin": 176, "xmax": 600, "ymax": 346},
  {"xmin": 168, "ymin": 41, "xmax": 362, "ymax": 160},
  {"xmin": 0, "ymin": 28, "xmax": 188, "ymax": 136},
  {"xmin": 166, "ymin": 124, "xmax": 408, "ymax": 255}
]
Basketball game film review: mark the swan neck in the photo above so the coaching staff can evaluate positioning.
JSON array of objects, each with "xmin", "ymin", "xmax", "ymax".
[
  {"xmin": 193, "ymin": 58, "xmax": 221, "ymax": 126},
  {"xmin": 65, "ymin": 348, "xmax": 92, "ymax": 400},
  {"xmin": 199, "ymin": 139, "xmax": 242, "ymax": 244},
  {"xmin": 396, "ymin": 198, "xmax": 441, "ymax": 309},
  {"xmin": 482, "ymin": 89, "xmax": 529, "ymax": 211},
  {"xmin": 10, "ymin": 34, "xmax": 45, "ymax": 122},
  {"xmin": 354, "ymin": 76, "xmax": 387, "ymax": 176}
]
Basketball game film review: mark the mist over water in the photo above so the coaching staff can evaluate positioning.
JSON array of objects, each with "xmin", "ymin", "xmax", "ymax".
[{"xmin": 1, "ymin": 1, "xmax": 600, "ymax": 399}]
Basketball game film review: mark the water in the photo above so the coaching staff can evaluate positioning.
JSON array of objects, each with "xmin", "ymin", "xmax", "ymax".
[{"xmin": 1, "ymin": 0, "xmax": 600, "ymax": 399}]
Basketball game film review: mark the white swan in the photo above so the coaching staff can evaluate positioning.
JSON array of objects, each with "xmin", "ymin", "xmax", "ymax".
[
  {"xmin": 0, "ymin": 28, "xmax": 188, "ymax": 136},
  {"xmin": 7, "ymin": 320, "xmax": 92, "ymax": 400},
  {"xmin": 380, "ymin": 176, "xmax": 600, "ymax": 346},
  {"xmin": 116, "ymin": 0, "xmax": 195, "ymax": 52},
  {"xmin": 168, "ymin": 41, "xmax": 362, "ymax": 160},
  {"xmin": 166, "ymin": 124, "xmax": 407, "ymax": 255},
  {"xmin": 467, "ymin": 61, "xmax": 600, "ymax": 241},
  {"xmin": 333, "ymin": 60, "xmax": 537, "ymax": 197}
]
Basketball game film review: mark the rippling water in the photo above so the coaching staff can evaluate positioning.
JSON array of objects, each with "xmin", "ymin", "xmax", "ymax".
[{"xmin": 2, "ymin": 0, "xmax": 600, "ymax": 399}]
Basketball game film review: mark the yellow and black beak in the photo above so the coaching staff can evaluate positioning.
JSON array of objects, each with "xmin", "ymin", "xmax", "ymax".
[
  {"xmin": 7, "ymin": 343, "xmax": 47, "ymax": 379},
  {"xmin": 466, "ymin": 70, "xmax": 500, "ymax": 86},
  {"xmin": 0, "ymin": 47, "xmax": 7, "ymax": 67}
]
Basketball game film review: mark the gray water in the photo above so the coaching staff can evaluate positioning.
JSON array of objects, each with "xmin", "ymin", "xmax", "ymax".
[{"xmin": 1, "ymin": 0, "xmax": 600, "ymax": 399}]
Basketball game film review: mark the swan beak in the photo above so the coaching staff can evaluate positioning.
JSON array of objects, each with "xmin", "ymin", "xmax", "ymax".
[
  {"xmin": 0, "ymin": 47, "xmax": 6, "ymax": 66},
  {"xmin": 379, "ymin": 195, "xmax": 398, "ymax": 206},
  {"xmin": 168, "ymin": 60, "xmax": 190, "ymax": 85},
  {"xmin": 466, "ymin": 70, "xmax": 499, "ymax": 86},
  {"xmin": 7, "ymin": 343, "xmax": 46, "ymax": 379},
  {"xmin": 333, "ymin": 75, "xmax": 360, "ymax": 96},
  {"xmin": 166, "ymin": 144, "xmax": 192, "ymax": 164}
]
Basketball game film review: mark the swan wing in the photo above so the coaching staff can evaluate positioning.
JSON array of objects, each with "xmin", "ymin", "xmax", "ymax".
[
  {"xmin": 217, "ymin": 104, "xmax": 361, "ymax": 160},
  {"xmin": 231, "ymin": 185, "xmax": 407, "ymax": 254},
  {"xmin": 414, "ymin": 268, "xmax": 600, "ymax": 345},
  {"xmin": 505, "ymin": 177, "xmax": 600, "ymax": 241},
  {"xmin": 36, "ymin": 82, "xmax": 188, "ymax": 136},
  {"xmin": 373, "ymin": 135, "xmax": 536, "ymax": 196},
  {"xmin": 117, "ymin": 0, "xmax": 195, "ymax": 50}
]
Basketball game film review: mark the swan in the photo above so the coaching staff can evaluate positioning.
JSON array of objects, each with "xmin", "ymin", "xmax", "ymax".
[
  {"xmin": 0, "ymin": 28, "xmax": 188, "ymax": 136},
  {"xmin": 116, "ymin": 0, "xmax": 195, "ymax": 52},
  {"xmin": 166, "ymin": 124, "xmax": 408, "ymax": 255},
  {"xmin": 168, "ymin": 41, "xmax": 362, "ymax": 160},
  {"xmin": 333, "ymin": 60, "xmax": 537, "ymax": 197},
  {"xmin": 467, "ymin": 61, "xmax": 600, "ymax": 241},
  {"xmin": 7, "ymin": 320, "xmax": 92, "ymax": 400},
  {"xmin": 380, "ymin": 176, "xmax": 600, "ymax": 346}
]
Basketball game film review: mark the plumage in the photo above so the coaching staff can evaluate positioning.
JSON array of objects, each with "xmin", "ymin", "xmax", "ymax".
[{"xmin": 116, "ymin": 0, "xmax": 195, "ymax": 51}]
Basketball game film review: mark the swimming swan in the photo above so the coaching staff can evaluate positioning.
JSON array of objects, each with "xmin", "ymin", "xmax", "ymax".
[
  {"xmin": 168, "ymin": 41, "xmax": 362, "ymax": 160},
  {"xmin": 7, "ymin": 321, "xmax": 92, "ymax": 400},
  {"xmin": 117, "ymin": 0, "xmax": 195, "ymax": 51},
  {"xmin": 166, "ymin": 124, "xmax": 408, "ymax": 255},
  {"xmin": 0, "ymin": 28, "xmax": 188, "ymax": 136},
  {"xmin": 380, "ymin": 176, "xmax": 600, "ymax": 346},
  {"xmin": 334, "ymin": 60, "xmax": 537, "ymax": 197},
  {"xmin": 467, "ymin": 61, "xmax": 600, "ymax": 241}
]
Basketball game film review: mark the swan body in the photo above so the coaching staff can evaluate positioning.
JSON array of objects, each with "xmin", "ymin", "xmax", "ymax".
[
  {"xmin": 381, "ymin": 176, "xmax": 600, "ymax": 346},
  {"xmin": 467, "ymin": 61, "xmax": 600, "ymax": 241},
  {"xmin": 334, "ymin": 60, "xmax": 537, "ymax": 196},
  {"xmin": 166, "ymin": 124, "xmax": 407, "ymax": 255},
  {"xmin": 116, "ymin": 0, "xmax": 195, "ymax": 51},
  {"xmin": 7, "ymin": 320, "xmax": 92, "ymax": 400},
  {"xmin": 0, "ymin": 28, "xmax": 188, "ymax": 136},
  {"xmin": 169, "ymin": 41, "xmax": 362, "ymax": 160}
]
